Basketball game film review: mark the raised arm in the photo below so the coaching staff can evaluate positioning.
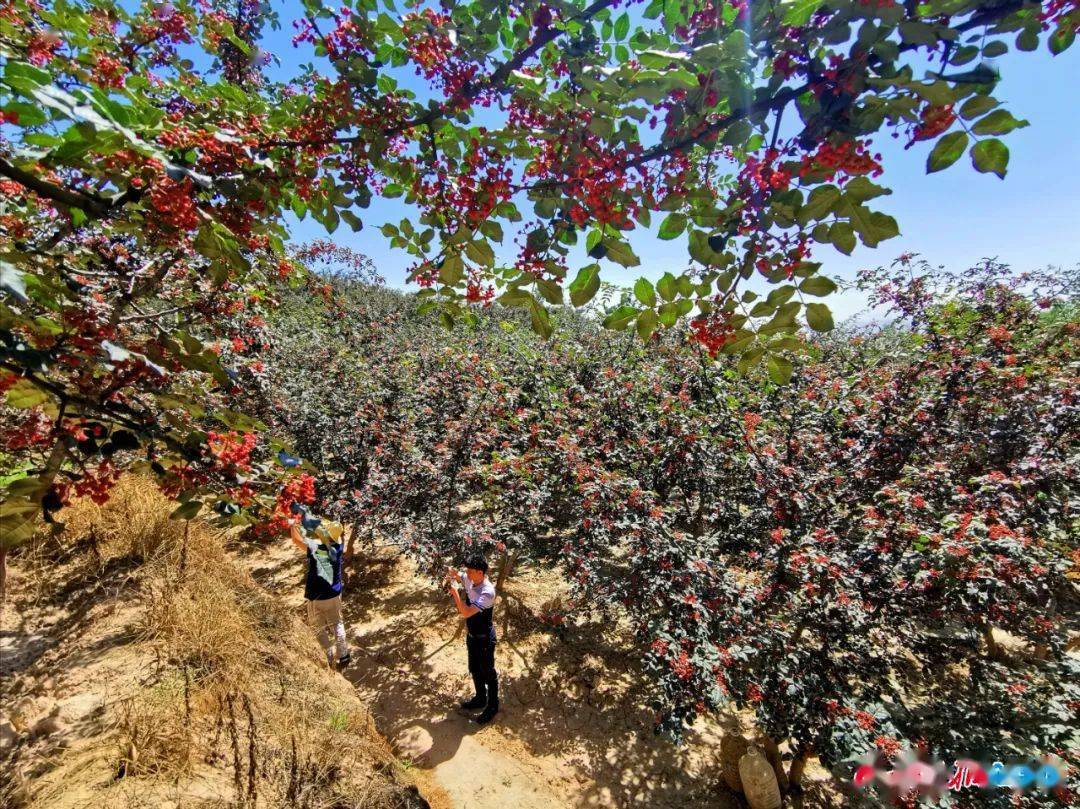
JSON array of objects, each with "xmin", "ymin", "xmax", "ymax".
[
  {"xmin": 450, "ymin": 586, "xmax": 480, "ymax": 618},
  {"xmin": 289, "ymin": 523, "xmax": 308, "ymax": 553}
]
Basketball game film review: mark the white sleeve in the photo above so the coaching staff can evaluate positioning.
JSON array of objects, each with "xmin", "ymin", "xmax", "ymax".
[{"xmin": 472, "ymin": 586, "xmax": 494, "ymax": 610}]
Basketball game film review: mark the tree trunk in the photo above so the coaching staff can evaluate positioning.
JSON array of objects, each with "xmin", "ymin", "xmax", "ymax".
[
  {"xmin": 0, "ymin": 546, "xmax": 6, "ymax": 604},
  {"xmin": 495, "ymin": 550, "xmax": 519, "ymax": 593},
  {"xmin": 787, "ymin": 744, "xmax": 812, "ymax": 789},
  {"xmin": 178, "ymin": 520, "xmax": 190, "ymax": 582}
]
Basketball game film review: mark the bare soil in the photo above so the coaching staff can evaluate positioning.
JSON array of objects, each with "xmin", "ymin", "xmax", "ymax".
[
  {"xmin": 1, "ymin": 478, "xmax": 844, "ymax": 808},
  {"xmin": 0, "ymin": 480, "xmax": 434, "ymax": 809},
  {"xmin": 246, "ymin": 542, "xmax": 844, "ymax": 809}
]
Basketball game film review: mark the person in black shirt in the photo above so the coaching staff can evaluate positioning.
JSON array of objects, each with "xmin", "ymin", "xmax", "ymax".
[
  {"xmin": 290, "ymin": 510, "xmax": 351, "ymax": 670},
  {"xmin": 445, "ymin": 555, "xmax": 499, "ymax": 725}
]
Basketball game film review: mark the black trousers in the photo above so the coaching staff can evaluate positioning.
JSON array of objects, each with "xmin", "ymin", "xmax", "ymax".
[{"xmin": 466, "ymin": 633, "xmax": 499, "ymax": 707}]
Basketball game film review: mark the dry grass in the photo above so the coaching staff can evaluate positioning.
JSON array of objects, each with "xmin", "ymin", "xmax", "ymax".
[{"xmin": 8, "ymin": 477, "xmax": 428, "ymax": 809}]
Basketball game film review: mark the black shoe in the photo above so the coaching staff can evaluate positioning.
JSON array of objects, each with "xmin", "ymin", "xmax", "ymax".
[
  {"xmin": 337, "ymin": 653, "xmax": 352, "ymax": 668},
  {"xmin": 475, "ymin": 705, "xmax": 499, "ymax": 725},
  {"xmin": 460, "ymin": 695, "xmax": 486, "ymax": 710}
]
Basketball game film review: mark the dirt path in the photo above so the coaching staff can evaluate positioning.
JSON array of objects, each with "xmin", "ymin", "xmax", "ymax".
[
  {"xmin": 245, "ymin": 542, "xmax": 755, "ymax": 808},
  {"xmin": 243, "ymin": 540, "xmax": 846, "ymax": 809}
]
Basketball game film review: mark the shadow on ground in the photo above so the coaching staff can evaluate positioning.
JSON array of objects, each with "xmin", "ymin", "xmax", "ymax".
[{"xmin": 337, "ymin": 547, "xmax": 747, "ymax": 808}]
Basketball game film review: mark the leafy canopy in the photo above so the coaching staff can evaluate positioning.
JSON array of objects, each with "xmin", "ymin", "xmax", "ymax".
[{"xmin": 0, "ymin": 0, "xmax": 1077, "ymax": 535}]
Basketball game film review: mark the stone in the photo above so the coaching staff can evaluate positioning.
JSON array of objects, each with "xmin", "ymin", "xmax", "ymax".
[
  {"xmin": 393, "ymin": 725, "xmax": 433, "ymax": 762},
  {"xmin": 31, "ymin": 706, "xmax": 66, "ymax": 738},
  {"xmin": 9, "ymin": 697, "xmax": 36, "ymax": 733},
  {"xmin": 0, "ymin": 718, "xmax": 19, "ymax": 750}
]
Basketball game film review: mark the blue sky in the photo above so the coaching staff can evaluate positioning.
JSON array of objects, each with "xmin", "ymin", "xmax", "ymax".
[{"xmin": 267, "ymin": 13, "xmax": 1080, "ymax": 322}]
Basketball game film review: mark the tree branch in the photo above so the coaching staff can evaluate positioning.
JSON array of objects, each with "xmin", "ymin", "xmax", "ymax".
[
  {"xmin": 0, "ymin": 158, "xmax": 142, "ymax": 218},
  {"xmin": 262, "ymin": 0, "xmax": 619, "ymax": 149}
]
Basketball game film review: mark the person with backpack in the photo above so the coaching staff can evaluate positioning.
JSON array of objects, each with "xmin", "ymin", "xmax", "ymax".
[
  {"xmin": 290, "ymin": 507, "xmax": 351, "ymax": 670},
  {"xmin": 445, "ymin": 555, "xmax": 499, "ymax": 725}
]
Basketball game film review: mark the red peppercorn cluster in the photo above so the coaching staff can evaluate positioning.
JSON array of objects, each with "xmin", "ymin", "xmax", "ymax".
[
  {"xmin": 799, "ymin": 138, "xmax": 883, "ymax": 183},
  {"xmin": 401, "ymin": 9, "xmax": 486, "ymax": 105},
  {"xmin": 207, "ymin": 431, "xmax": 258, "ymax": 472},
  {"xmin": 26, "ymin": 31, "xmax": 61, "ymax": 65},
  {"xmin": 292, "ymin": 7, "xmax": 371, "ymax": 60},
  {"xmin": 740, "ymin": 147, "xmax": 792, "ymax": 193},
  {"xmin": 147, "ymin": 177, "xmax": 199, "ymax": 235},
  {"xmin": 70, "ymin": 460, "xmax": 121, "ymax": 505},
  {"xmin": 1039, "ymin": 0, "xmax": 1079, "ymax": 26},
  {"xmin": 675, "ymin": 0, "xmax": 747, "ymax": 40},
  {"xmin": 907, "ymin": 103, "xmax": 956, "ymax": 146},
  {"xmin": 92, "ymin": 55, "xmax": 127, "ymax": 89},
  {"xmin": 689, "ymin": 313, "xmax": 736, "ymax": 357},
  {"xmin": 465, "ymin": 278, "xmax": 495, "ymax": 305}
]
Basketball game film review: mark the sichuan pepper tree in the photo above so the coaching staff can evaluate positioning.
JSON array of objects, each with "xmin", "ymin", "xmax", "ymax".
[
  {"xmin": 256, "ymin": 257, "xmax": 1075, "ymax": 796},
  {"xmin": 579, "ymin": 258, "xmax": 1078, "ymax": 796},
  {"xmin": 0, "ymin": 0, "xmax": 323, "ymax": 562}
]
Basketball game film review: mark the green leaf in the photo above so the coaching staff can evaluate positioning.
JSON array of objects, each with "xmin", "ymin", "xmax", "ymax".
[
  {"xmin": 971, "ymin": 109, "xmax": 1028, "ymax": 136},
  {"xmin": 658, "ymin": 213, "xmax": 687, "ymax": 240},
  {"xmin": 0, "ymin": 498, "xmax": 39, "ymax": 549},
  {"xmin": 568, "ymin": 265, "xmax": 601, "ymax": 307},
  {"xmin": 602, "ymin": 305, "xmax": 639, "ymax": 331},
  {"xmin": 636, "ymin": 310, "xmax": 658, "ymax": 341},
  {"xmin": 657, "ymin": 302, "xmax": 680, "ymax": 327},
  {"xmin": 721, "ymin": 119, "xmax": 752, "ymax": 146},
  {"xmin": 634, "ymin": 278, "xmax": 657, "ymax": 307},
  {"xmin": 1015, "ymin": 28, "xmax": 1039, "ymax": 52},
  {"xmin": 170, "ymin": 500, "xmax": 203, "ymax": 520},
  {"xmin": 971, "ymin": 138, "xmax": 1009, "ymax": 178},
  {"xmin": 155, "ymin": 393, "xmax": 206, "ymax": 418},
  {"xmin": 3, "ymin": 61, "xmax": 52, "ymax": 96},
  {"xmin": 927, "ymin": 131, "xmax": 969, "ymax": 173},
  {"xmin": 738, "ymin": 347, "xmax": 766, "ymax": 373},
  {"xmin": 6, "ymin": 379, "xmax": 48, "ymax": 409},
  {"xmin": 497, "ymin": 288, "xmax": 534, "ymax": 307},
  {"xmin": 829, "ymin": 222, "xmax": 856, "ymax": 255},
  {"xmin": 529, "ymin": 300, "xmax": 553, "ymax": 339},
  {"xmin": 439, "ymin": 254, "xmax": 464, "ymax": 285},
  {"xmin": 799, "ymin": 276, "xmax": 837, "ymax": 297},
  {"xmin": 657, "ymin": 273, "xmax": 678, "ymax": 302},
  {"xmin": 843, "ymin": 177, "xmax": 891, "ymax": 203},
  {"xmin": 767, "ymin": 354, "xmax": 794, "ymax": 384},
  {"xmin": 603, "ymin": 239, "xmax": 640, "ymax": 268},
  {"xmin": 614, "ymin": 12, "xmax": 630, "ymax": 38},
  {"xmin": 799, "ymin": 185, "xmax": 841, "ymax": 223},
  {"xmin": 2, "ymin": 101, "xmax": 47, "ymax": 126},
  {"xmin": 339, "ymin": 209, "xmax": 365, "ymax": 232},
  {"xmin": 215, "ymin": 409, "xmax": 266, "ymax": 432},
  {"xmin": 781, "ymin": 0, "xmax": 823, "ymax": 26},
  {"xmin": 465, "ymin": 239, "xmax": 495, "ymax": 267},
  {"xmin": 805, "ymin": 302, "xmax": 835, "ymax": 332},
  {"xmin": 1049, "ymin": 24, "xmax": 1075, "ymax": 55},
  {"xmin": 959, "ymin": 95, "xmax": 998, "ymax": 119},
  {"xmin": 586, "ymin": 229, "xmax": 603, "ymax": 253},
  {"xmin": 536, "ymin": 278, "xmax": 564, "ymax": 305},
  {"xmin": 899, "ymin": 21, "xmax": 938, "ymax": 46}
]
